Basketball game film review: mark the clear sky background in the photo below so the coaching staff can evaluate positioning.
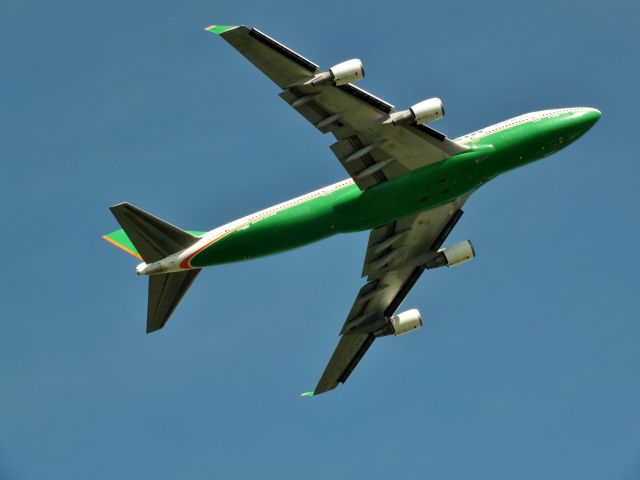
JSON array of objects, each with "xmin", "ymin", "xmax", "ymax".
[{"xmin": 1, "ymin": 0, "xmax": 639, "ymax": 478}]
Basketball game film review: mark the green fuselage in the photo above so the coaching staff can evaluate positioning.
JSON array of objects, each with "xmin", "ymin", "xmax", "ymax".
[{"xmin": 190, "ymin": 109, "xmax": 600, "ymax": 268}]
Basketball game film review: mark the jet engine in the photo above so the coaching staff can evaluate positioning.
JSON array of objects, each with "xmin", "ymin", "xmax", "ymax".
[
  {"xmin": 330, "ymin": 59, "xmax": 365, "ymax": 85},
  {"xmin": 425, "ymin": 240, "xmax": 475, "ymax": 269},
  {"xmin": 410, "ymin": 98, "xmax": 445, "ymax": 124},
  {"xmin": 310, "ymin": 59, "xmax": 365, "ymax": 86},
  {"xmin": 393, "ymin": 98, "xmax": 445, "ymax": 125},
  {"xmin": 390, "ymin": 309, "xmax": 423, "ymax": 335}
]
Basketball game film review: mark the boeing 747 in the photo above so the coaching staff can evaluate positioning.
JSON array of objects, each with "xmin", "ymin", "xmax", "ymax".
[{"xmin": 104, "ymin": 25, "xmax": 600, "ymax": 396}]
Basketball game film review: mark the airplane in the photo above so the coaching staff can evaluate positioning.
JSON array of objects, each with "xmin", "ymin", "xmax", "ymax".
[{"xmin": 103, "ymin": 25, "xmax": 600, "ymax": 396}]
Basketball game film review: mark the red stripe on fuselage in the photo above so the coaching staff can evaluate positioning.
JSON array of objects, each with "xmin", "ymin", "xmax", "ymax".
[{"xmin": 179, "ymin": 220, "xmax": 251, "ymax": 269}]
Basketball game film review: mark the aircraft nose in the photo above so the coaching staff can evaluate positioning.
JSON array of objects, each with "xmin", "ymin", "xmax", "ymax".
[
  {"xmin": 538, "ymin": 107, "xmax": 601, "ymax": 155},
  {"xmin": 570, "ymin": 107, "xmax": 601, "ymax": 132}
]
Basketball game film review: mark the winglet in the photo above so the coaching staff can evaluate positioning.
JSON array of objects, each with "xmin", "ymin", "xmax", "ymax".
[
  {"xmin": 300, "ymin": 391, "xmax": 315, "ymax": 398},
  {"xmin": 204, "ymin": 25, "xmax": 238, "ymax": 35}
]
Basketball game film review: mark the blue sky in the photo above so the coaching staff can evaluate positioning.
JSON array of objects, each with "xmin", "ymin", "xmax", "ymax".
[{"xmin": 1, "ymin": 0, "xmax": 639, "ymax": 478}]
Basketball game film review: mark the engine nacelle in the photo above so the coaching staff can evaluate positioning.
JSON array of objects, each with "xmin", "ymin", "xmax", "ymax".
[
  {"xmin": 425, "ymin": 240, "xmax": 475, "ymax": 269},
  {"xmin": 410, "ymin": 98, "xmax": 444, "ymax": 124},
  {"xmin": 390, "ymin": 309, "xmax": 423, "ymax": 335},
  {"xmin": 309, "ymin": 59, "xmax": 365, "ymax": 87},
  {"xmin": 391, "ymin": 97, "xmax": 445, "ymax": 125},
  {"xmin": 442, "ymin": 240, "xmax": 475, "ymax": 267},
  {"xmin": 329, "ymin": 59, "xmax": 365, "ymax": 86}
]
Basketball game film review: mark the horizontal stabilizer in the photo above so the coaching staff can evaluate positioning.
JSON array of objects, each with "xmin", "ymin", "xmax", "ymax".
[
  {"xmin": 108, "ymin": 203, "xmax": 200, "ymax": 263},
  {"xmin": 147, "ymin": 270, "xmax": 201, "ymax": 333}
]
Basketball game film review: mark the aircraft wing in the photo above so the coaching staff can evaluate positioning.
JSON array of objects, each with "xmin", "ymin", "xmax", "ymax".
[
  {"xmin": 312, "ymin": 197, "xmax": 468, "ymax": 395},
  {"xmin": 207, "ymin": 25, "xmax": 467, "ymax": 189}
]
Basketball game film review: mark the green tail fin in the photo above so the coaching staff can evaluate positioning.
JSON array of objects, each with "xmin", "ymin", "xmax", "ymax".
[{"xmin": 103, "ymin": 228, "xmax": 205, "ymax": 259}]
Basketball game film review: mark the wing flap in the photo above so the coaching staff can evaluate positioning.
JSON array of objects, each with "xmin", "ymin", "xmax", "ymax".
[
  {"xmin": 329, "ymin": 136, "xmax": 396, "ymax": 189},
  {"xmin": 279, "ymin": 89, "xmax": 340, "ymax": 134}
]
